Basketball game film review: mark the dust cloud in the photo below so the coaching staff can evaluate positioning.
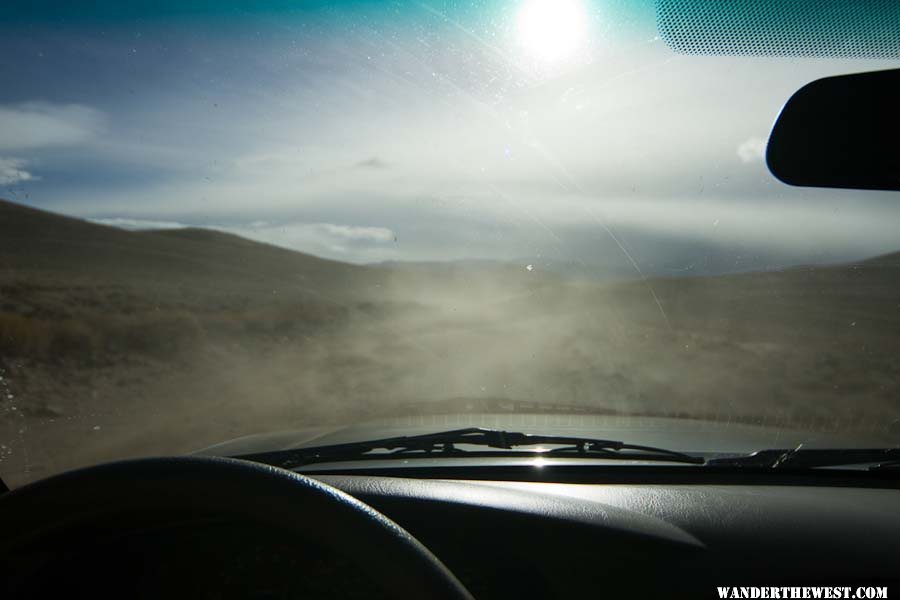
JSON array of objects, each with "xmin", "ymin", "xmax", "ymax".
[{"xmin": 2, "ymin": 212, "xmax": 900, "ymax": 485}]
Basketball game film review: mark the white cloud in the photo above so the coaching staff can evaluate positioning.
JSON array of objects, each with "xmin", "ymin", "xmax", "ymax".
[
  {"xmin": 90, "ymin": 217, "xmax": 188, "ymax": 230},
  {"xmin": 0, "ymin": 157, "xmax": 38, "ymax": 185},
  {"xmin": 318, "ymin": 223, "xmax": 395, "ymax": 243},
  {"xmin": 736, "ymin": 137, "xmax": 767, "ymax": 163},
  {"xmin": 587, "ymin": 195, "xmax": 900, "ymax": 258},
  {"xmin": 214, "ymin": 221, "xmax": 398, "ymax": 262},
  {"xmin": 86, "ymin": 214, "xmax": 397, "ymax": 262},
  {"xmin": 0, "ymin": 102, "xmax": 105, "ymax": 151}
]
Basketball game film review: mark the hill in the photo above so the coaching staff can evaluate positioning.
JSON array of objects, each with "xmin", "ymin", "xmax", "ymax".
[
  {"xmin": 0, "ymin": 199, "xmax": 376, "ymax": 303},
  {"xmin": 1, "ymin": 198, "xmax": 898, "ymax": 485},
  {"xmin": 858, "ymin": 249, "xmax": 900, "ymax": 267}
]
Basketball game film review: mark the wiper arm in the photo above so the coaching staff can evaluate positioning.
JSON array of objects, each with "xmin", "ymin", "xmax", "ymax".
[
  {"xmin": 706, "ymin": 447, "xmax": 900, "ymax": 470},
  {"xmin": 235, "ymin": 427, "xmax": 705, "ymax": 468}
]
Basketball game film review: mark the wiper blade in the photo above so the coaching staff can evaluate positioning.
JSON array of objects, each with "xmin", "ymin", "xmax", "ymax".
[
  {"xmin": 868, "ymin": 460, "xmax": 900, "ymax": 472},
  {"xmin": 235, "ymin": 427, "xmax": 705, "ymax": 468},
  {"xmin": 706, "ymin": 447, "xmax": 900, "ymax": 470}
]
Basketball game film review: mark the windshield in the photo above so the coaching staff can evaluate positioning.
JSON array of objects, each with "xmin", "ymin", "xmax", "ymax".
[{"xmin": 1, "ymin": 0, "xmax": 898, "ymax": 486}]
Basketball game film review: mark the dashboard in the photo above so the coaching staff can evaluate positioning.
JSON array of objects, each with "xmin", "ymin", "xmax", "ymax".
[
  {"xmin": 6, "ymin": 471, "xmax": 899, "ymax": 599},
  {"xmin": 319, "ymin": 476, "xmax": 900, "ymax": 597}
]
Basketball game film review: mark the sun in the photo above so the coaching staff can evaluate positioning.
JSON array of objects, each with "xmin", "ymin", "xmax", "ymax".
[{"xmin": 516, "ymin": 0, "xmax": 587, "ymax": 64}]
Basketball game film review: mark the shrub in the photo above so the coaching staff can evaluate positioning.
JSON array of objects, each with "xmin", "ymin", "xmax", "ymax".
[
  {"xmin": 99, "ymin": 311, "xmax": 205, "ymax": 358},
  {"xmin": 0, "ymin": 312, "xmax": 99, "ymax": 362},
  {"xmin": 0, "ymin": 312, "xmax": 53, "ymax": 357}
]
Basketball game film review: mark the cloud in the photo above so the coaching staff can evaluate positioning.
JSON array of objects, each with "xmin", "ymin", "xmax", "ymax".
[
  {"xmin": 0, "ymin": 102, "xmax": 105, "ymax": 151},
  {"xmin": 736, "ymin": 137, "xmax": 767, "ymax": 163},
  {"xmin": 213, "ymin": 220, "xmax": 398, "ymax": 262},
  {"xmin": 354, "ymin": 157, "xmax": 389, "ymax": 170},
  {"xmin": 90, "ymin": 216, "xmax": 390, "ymax": 249},
  {"xmin": 318, "ymin": 223, "xmax": 395, "ymax": 242},
  {"xmin": 90, "ymin": 217, "xmax": 188, "ymax": 230},
  {"xmin": 0, "ymin": 157, "xmax": 38, "ymax": 185}
]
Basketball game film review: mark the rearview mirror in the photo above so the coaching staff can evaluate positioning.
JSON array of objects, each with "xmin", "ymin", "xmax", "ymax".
[{"xmin": 766, "ymin": 68, "xmax": 900, "ymax": 192}]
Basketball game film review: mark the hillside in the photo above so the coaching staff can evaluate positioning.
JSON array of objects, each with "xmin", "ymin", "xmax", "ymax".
[
  {"xmin": 1, "ymin": 198, "xmax": 899, "ymax": 485},
  {"xmin": 0, "ymin": 199, "xmax": 563, "ymax": 311},
  {"xmin": 0, "ymin": 199, "xmax": 376, "ymax": 303},
  {"xmin": 858, "ymin": 249, "xmax": 900, "ymax": 267}
]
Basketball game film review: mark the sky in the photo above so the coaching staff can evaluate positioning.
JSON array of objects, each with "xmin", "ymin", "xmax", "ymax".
[{"xmin": 1, "ymin": 0, "xmax": 899, "ymax": 275}]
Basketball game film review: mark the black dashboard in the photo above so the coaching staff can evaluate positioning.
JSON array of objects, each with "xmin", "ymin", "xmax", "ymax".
[
  {"xmin": 317, "ymin": 476, "xmax": 900, "ymax": 597},
  {"xmin": 7, "ymin": 470, "xmax": 899, "ymax": 599}
]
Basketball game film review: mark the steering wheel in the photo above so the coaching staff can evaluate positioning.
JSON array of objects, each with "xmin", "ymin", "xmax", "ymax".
[{"xmin": 0, "ymin": 456, "xmax": 473, "ymax": 599}]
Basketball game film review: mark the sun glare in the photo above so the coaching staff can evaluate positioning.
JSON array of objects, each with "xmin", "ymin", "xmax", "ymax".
[{"xmin": 516, "ymin": 0, "xmax": 587, "ymax": 64}]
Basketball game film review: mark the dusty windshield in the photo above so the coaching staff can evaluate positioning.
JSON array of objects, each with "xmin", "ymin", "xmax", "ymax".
[{"xmin": 1, "ymin": 1, "xmax": 899, "ymax": 485}]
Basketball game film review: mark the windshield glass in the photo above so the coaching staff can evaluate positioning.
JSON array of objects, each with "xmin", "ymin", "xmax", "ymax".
[{"xmin": 2, "ymin": 0, "xmax": 898, "ymax": 485}]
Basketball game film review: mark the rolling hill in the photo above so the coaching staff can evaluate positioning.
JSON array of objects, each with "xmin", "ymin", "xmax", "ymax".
[
  {"xmin": 1, "ymin": 197, "xmax": 898, "ymax": 485},
  {"xmin": 0, "ymin": 199, "xmax": 375, "ymax": 302}
]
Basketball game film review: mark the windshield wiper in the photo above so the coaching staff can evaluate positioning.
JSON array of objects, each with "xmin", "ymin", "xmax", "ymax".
[
  {"xmin": 233, "ymin": 431, "xmax": 900, "ymax": 473},
  {"xmin": 706, "ymin": 447, "xmax": 900, "ymax": 470},
  {"xmin": 234, "ymin": 427, "xmax": 705, "ymax": 468}
]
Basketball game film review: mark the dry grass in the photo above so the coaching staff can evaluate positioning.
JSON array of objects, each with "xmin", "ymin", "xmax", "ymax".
[
  {"xmin": 0, "ymin": 310, "xmax": 207, "ymax": 363},
  {"xmin": 0, "ymin": 313, "xmax": 99, "ymax": 361},
  {"xmin": 0, "ymin": 292, "xmax": 356, "ymax": 364}
]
